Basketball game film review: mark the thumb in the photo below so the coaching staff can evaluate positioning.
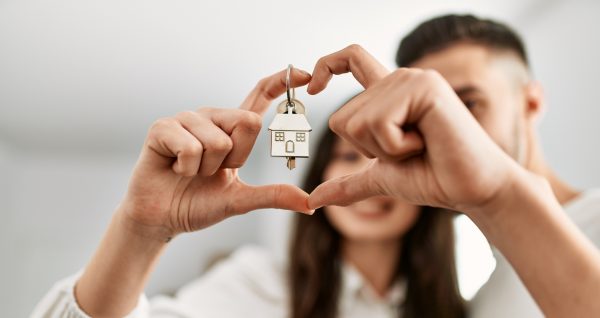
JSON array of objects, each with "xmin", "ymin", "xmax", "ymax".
[
  {"xmin": 308, "ymin": 167, "xmax": 380, "ymax": 210},
  {"xmin": 239, "ymin": 183, "xmax": 314, "ymax": 215}
]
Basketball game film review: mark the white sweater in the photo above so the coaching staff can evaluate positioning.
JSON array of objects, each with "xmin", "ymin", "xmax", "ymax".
[
  {"xmin": 470, "ymin": 189, "xmax": 600, "ymax": 317},
  {"xmin": 32, "ymin": 245, "xmax": 406, "ymax": 318}
]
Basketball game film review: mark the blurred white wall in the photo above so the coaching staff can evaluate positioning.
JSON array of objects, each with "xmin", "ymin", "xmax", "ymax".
[
  {"xmin": 522, "ymin": 0, "xmax": 600, "ymax": 189},
  {"xmin": 0, "ymin": 141, "xmax": 14, "ymax": 311},
  {"xmin": 1, "ymin": 0, "xmax": 599, "ymax": 317}
]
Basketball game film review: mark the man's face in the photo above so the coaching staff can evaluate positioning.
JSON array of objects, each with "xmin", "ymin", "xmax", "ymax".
[{"xmin": 411, "ymin": 42, "xmax": 534, "ymax": 163}]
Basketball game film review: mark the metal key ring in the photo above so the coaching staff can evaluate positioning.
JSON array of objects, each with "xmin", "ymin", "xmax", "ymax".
[{"xmin": 285, "ymin": 64, "xmax": 296, "ymax": 108}]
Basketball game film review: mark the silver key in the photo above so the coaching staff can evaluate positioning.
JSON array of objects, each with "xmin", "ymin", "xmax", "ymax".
[{"xmin": 267, "ymin": 65, "xmax": 312, "ymax": 170}]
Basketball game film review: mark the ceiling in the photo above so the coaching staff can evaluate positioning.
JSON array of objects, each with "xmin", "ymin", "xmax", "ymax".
[{"xmin": 0, "ymin": 0, "xmax": 548, "ymax": 153}]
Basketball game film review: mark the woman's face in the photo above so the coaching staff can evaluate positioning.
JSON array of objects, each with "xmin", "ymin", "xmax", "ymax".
[{"xmin": 323, "ymin": 138, "xmax": 421, "ymax": 242}]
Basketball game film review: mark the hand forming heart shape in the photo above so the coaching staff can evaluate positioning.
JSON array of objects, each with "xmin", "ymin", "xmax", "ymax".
[{"xmin": 119, "ymin": 44, "xmax": 519, "ymax": 241}]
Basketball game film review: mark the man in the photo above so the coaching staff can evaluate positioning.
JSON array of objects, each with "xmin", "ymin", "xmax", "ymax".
[
  {"xmin": 391, "ymin": 14, "xmax": 600, "ymax": 317},
  {"xmin": 311, "ymin": 14, "xmax": 600, "ymax": 317}
]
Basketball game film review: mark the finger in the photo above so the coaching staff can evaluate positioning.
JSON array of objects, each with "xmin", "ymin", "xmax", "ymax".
[
  {"xmin": 240, "ymin": 68, "xmax": 312, "ymax": 116},
  {"xmin": 209, "ymin": 108, "xmax": 262, "ymax": 168},
  {"xmin": 176, "ymin": 111, "xmax": 232, "ymax": 176},
  {"xmin": 237, "ymin": 183, "xmax": 314, "ymax": 215},
  {"xmin": 146, "ymin": 118, "xmax": 203, "ymax": 177},
  {"xmin": 371, "ymin": 122, "xmax": 425, "ymax": 161},
  {"xmin": 365, "ymin": 73, "xmax": 426, "ymax": 160},
  {"xmin": 308, "ymin": 167, "xmax": 380, "ymax": 209},
  {"xmin": 329, "ymin": 111, "xmax": 375, "ymax": 159},
  {"xmin": 307, "ymin": 44, "xmax": 389, "ymax": 95},
  {"xmin": 328, "ymin": 70, "xmax": 425, "ymax": 161},
  {"xmin": 342, "ymin": 114, "xmax": 382, "ymax": 159},
  {"xmin": 327, "ymin": 93, "xmax": 376, "ymax": 158}
]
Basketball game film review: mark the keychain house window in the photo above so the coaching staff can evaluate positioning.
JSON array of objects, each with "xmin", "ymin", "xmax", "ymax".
[{"xmin": 275, "ymin": 132, "xmax": 284, "ymax": 141}]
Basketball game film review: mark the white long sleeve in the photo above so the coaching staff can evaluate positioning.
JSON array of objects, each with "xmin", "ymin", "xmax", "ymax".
[
  {"xmin": 29, "ymin": 246, "xmax": 287, "ymax": 318},
  {"xmin": 30, "ymin": 272, "xmax": 150, "ymax": 318},
  {"xmin": 470, "ymin": 189, "xmax": 600, "ymax": 318},
  {"xmin": 31, "ymin": 245, "xmax": 405, "ymax": 318}
]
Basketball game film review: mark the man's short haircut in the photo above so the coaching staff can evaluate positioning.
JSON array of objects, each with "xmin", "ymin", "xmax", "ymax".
[{"xmin": 396, "ymin": 14, "xmax": 529, "ymax": 68}]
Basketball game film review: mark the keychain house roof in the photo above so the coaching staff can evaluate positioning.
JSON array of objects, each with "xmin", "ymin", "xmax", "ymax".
[{"xmin": 268, "ymin": 113, "xmax": 312, "ymax": 158}]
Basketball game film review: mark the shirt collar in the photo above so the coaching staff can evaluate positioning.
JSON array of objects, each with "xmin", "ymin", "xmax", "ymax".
[{"xmin": 340, "ymin": 262, "xmax": 406, "ymax": 307}]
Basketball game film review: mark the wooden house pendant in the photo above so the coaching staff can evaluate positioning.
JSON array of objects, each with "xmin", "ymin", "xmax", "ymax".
[{"xmin": 268, "ymin": 65, "xmax": 312, "ymax": 170}]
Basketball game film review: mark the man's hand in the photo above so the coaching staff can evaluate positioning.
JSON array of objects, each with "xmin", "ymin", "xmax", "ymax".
[
  {"xmin": 307, "ymin": 45, "xmax": 518, "ymax": 215},
  {"xmin": 122, "ymin": 68, "xmax": 314, "ymax": 239},
  {"xmin": 308, "ymin": 45, "xmax": 600, "ymax": 318}
]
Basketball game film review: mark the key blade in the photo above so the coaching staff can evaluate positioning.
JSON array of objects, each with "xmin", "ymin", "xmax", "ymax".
[{"xmin": 286, "ymin": 157, "xmax": 296, "ymax": 170}]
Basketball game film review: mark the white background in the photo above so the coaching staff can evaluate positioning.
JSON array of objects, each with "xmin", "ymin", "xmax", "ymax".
[{"xmin": 1, "ymin": 0, "xmax": 599, "ymax": 316}]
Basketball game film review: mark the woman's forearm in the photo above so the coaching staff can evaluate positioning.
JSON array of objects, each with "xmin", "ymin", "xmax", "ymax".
[
  {"xmin": 469, "ymin": 168, "xmax": 600, "ymax": 317},
  {"xmin": 68, "ymin": 70, "xmax": 314, "ymax": 317},
  {"xmin": 75, "ymin": 206, "xmax": 170, "ymax": 317}
]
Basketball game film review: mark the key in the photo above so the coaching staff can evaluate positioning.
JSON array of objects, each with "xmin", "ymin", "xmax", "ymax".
[{"xmin": 267, "ymin": 65, "xmax": 312, "ymax": 170}]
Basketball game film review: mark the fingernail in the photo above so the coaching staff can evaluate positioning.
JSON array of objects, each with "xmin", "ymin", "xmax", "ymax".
[{"xmin": 299, "ymin": 69, "xmax": 311, "ymax": 76}]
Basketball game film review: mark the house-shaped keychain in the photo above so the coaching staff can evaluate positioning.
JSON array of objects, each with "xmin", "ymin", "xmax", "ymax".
[{"xmin": 268, "ymin": 108, "xmax": 312, "ymax": 170}]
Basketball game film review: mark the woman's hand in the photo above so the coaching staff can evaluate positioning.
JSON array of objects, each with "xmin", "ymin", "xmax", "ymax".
[
  {"xmin": 307, "ymin": 45, "xmax": 517, "ymax": 215},
  {"xmin": 121, "ymin": 69, "xmax": 314, "ymax": 239},
  {"xmin": 75, "ymin": 68, "xmax": 314, "ymax": 317}
]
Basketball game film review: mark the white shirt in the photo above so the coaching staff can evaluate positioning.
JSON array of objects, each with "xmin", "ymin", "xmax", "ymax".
[
  {"xmin": 31, "ymin": 245, "xmax": 405, "ymax": 318},
  {"xmin": 469, "ymin": 189, "xmax": 600, "ymax": 318}
]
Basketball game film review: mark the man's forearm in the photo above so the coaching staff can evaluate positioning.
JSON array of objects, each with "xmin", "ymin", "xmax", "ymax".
[
  {"xmin": 75, "ymin": 206, "xmax": 169, "ymax": 317},
  {"xmin": 469, "ymin": 167, "xmax": 600, "ymax": 317}
]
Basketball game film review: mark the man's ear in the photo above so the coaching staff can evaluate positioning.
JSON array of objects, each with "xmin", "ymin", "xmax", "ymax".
[{"xmin": 524, "ymin": 81, "xmax": 545, "ymax": 123}]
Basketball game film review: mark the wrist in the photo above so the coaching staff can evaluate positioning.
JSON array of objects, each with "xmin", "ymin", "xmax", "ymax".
[
  {"xmin": 75, "ymin": 206, "xmax": 170, "ymax": 317},
  {"xmin": 116, "ymin": 201, "xmax": 177, "ymax": 243},
  {"xmin": 465, "ymin": 163, "xmax": 555, "ymax": 240}
]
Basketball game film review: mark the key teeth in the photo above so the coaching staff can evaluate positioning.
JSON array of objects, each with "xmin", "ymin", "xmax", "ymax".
[{"xmin": 286, "ymin": 157, "xmax": 296, "ymax": 170}]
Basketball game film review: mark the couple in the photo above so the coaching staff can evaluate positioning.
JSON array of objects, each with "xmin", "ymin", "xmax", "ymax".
[{"xmin": 33, "ymin": 14, "xmax": 600, "ymax": 318}]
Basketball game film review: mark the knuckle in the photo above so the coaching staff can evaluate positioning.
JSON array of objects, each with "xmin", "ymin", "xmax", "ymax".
[
  {"xmin": 254, "ymin": 76, "xmax": 270, "ymax": 93},
  {"xmin": 256, "ymin": 76, "xmax": 269, "ymax": 89},
  {"xmin": 175, "ymin": 110, "xmax": 196, "ymax": 121},
  {"xmin": 346, "ymin": 43, "xmax": 365, "ymax": 56},
  {"xmin": 196, "ymin": 106, "xmax": 213, "ymax": 114},
  {"xmin": 182, "ymin": 141, "xmax": 203, "ymax": 158},
  {"xmin": 240, "ymin": 111, "xmax": 263, "ymax": 133},
  {"xmin": 391, "ymin": 68, "xmax": 404, "ymax": 75},
  {"xmin": 227, "ymin": 159, "xmax": 245, "ymax": 169},
  {"xmin": 328, "ymin": 115, "xmax": 341, "ymax": 134},
  {"xmin": 346, "ymin": 119, "xmax": 367, "ymax": 139},
  {"xmin": 392, "ymin": 67, "xmax": 416, "ymax": 78},
  {"xmin": 421, "ymin": 69, "xmax": 443, "ymax": 83},
  {"xmin": 211, "ymin": 137, "xmax": 233, "ymax": 153},
  {"xmin": 255, "ymin": 79, "xmax": 266, "ymax": 94},
  {"xmin": 149, "ymin": 117, "xmax": 175, "ymax": 135},
  {"xmin": 149, "ymin": 118, "xmax": 164, "ymax": 131},
  {"xmin": 315, "ymin": 56, "xmax": 327, "ymax": 68},
  {"xmin": 369, "ymin": 115, "xmax": 386, "ymax": 131},
  {"xmin": 255, "ymin": 77, "xmax": 275, "ymax": 99}
]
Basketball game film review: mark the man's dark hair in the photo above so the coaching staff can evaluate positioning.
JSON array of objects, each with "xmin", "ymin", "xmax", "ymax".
[{"xmin": 396, "ymin": 14, "xmax": 529, "ymax": 68}]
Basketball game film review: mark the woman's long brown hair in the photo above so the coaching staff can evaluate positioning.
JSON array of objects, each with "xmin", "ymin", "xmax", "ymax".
[{"xmin": 289, "ymin": 126, "xmax": 466, "ymax": 318}]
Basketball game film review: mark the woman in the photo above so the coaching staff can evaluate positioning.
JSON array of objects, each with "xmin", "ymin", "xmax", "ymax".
[{"xmin": 290, "ymin": 126, "xmax": 465, "ymax": 318}]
